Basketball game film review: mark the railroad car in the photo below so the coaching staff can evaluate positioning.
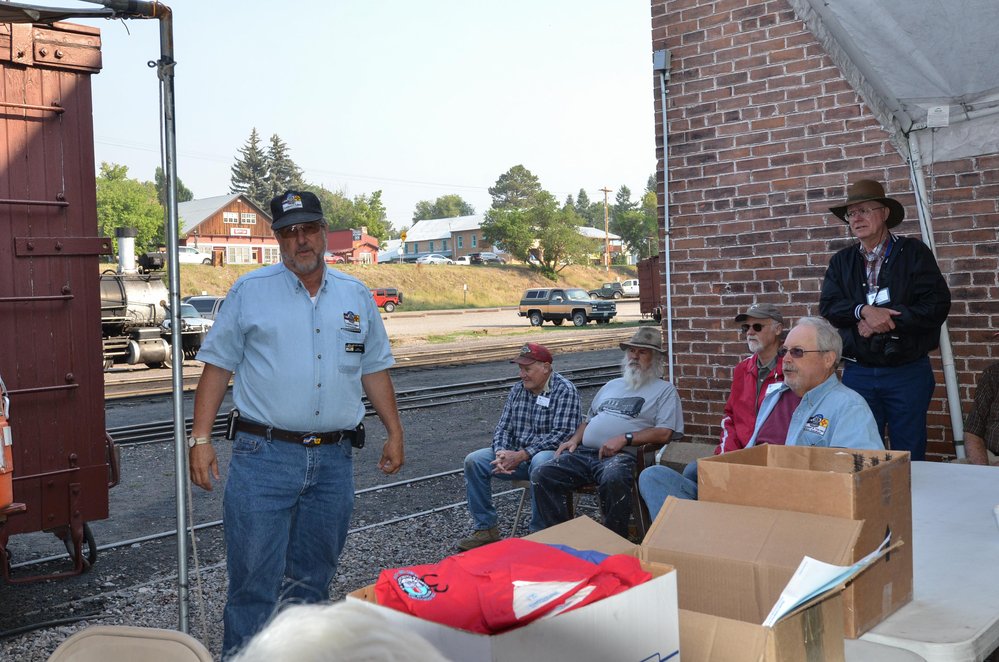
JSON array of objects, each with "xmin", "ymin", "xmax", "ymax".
[
  {"xmin": 637, "ymin": 255, "xmax": 663, "ymax": 322},
  {"xmin": 0, "ymin": 22, "xmax": 116, "ymax": 582}
]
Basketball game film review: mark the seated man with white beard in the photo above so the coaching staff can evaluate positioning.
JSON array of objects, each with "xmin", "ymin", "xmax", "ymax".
[{"xmin": 531, "ymin": 328, "xmax": 684, "ymax": 537}]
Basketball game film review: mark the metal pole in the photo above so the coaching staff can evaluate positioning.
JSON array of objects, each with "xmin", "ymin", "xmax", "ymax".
[
  {"xmin": 600, "ymin": 187, "xmax": 612, "ymax": 273},
  {"xmin": 906, "ymin": 133, "xmax": 965, "ymax": 459},
  {"xmin": 653, "ymin": 49, "xmax": 674, "ymax": 383}
]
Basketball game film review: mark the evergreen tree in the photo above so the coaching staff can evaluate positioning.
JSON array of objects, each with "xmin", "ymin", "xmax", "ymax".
[
  {"xmin": 646, "ymin": 173, "xmax": 657, "ymax": 195},
  {"xmin": 266, "ymin": 133, "xmax": 305, "ymax": 199},
  {"xmin": 229, "ymin": 128, "xmax": 270, "ymax": 208},
  {"xmin": 488, "ymin": 165, "xmax": 542, "ymax": 210},
  {"xmin": 154, "ymin": 166, "xmax": 194, "ymax": 207}
]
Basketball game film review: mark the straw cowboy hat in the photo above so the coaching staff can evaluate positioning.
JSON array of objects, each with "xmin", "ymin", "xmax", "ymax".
[{"xmin": 829, "ymin": 179, "xmax": 905, "ymax": 229}]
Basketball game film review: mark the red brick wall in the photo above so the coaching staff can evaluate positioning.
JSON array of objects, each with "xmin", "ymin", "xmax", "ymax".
[{"xmin": 651, "ymin": 0, "xmax": 999, "ymax": 458}]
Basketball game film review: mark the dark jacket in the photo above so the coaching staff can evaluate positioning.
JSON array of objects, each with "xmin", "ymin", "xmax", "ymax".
[{"xmin": 820, "ymin": 234, "xmax": 950, "ymax": 368}]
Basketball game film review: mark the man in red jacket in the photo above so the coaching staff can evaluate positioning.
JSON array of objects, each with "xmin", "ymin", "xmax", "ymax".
[
  {"xmin": 717, "ymin": 303, "xmax": 787, "ymax": 454},
  {"xmin": 638, "ymin": 303, "xmax": 785, "ymax": 504}
]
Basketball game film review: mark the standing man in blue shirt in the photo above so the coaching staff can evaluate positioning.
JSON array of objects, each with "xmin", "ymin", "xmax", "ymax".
[
  {"xmin": 458, "ymin": 343, "xmax": 580, "ymax": 550},
  {"xmin": 188, "ymin": 190, "xmax": 404, "ymax": 657}
]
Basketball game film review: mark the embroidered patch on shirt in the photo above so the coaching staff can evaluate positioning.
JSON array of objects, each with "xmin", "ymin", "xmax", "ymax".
[
  {"xmin": 804, "ymin": 414, "xmax": 829, "ymax": 436},
  {"xmin": 345, "ymin": 343, "xmax": 365, "ymax": 353},
  {"xmin": 342, "ymin": 311, "xmax": 361, "ymax": 332}
]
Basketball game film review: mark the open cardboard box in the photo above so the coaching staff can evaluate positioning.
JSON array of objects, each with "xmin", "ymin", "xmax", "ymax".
[
  {"xmin": 348, "ymin": 518, "xmax": 680, "ymax": 662},
  {"xmin": 697, "ymin": 445, "xmax": 912, "ymax": 637},
  {"xmin": 645, "ymin": 497, "xmax": 860, "ymax": 662}
]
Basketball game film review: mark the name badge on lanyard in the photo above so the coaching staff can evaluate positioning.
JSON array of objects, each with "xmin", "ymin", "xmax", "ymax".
[{"xmin": 867, "ymin": 288, "xmax": 891, "ymax": 306}]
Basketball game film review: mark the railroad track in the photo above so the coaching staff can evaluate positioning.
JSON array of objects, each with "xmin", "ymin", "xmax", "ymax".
[
  {"xmin": 107, "ymin": 363, "xmax": 620, "ymax": 446},
  {"xmin": 102, "ymin": 328, "xmax": 635, "ymax": 400}
]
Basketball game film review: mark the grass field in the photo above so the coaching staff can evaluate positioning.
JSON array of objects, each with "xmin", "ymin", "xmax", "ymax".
[{"xmin": 107, "ymin": 261, "xmax": 639, "ymax": 311}]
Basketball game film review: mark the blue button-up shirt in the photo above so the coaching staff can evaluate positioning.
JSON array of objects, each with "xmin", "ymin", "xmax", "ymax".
[
  {"xmin": 746, "ymin": 374, "xmax": 883, "ymax": 450},
  {"xmin": 197, "ymin": 264, "xmax": 394, "ymax": 432},
  {"xmin": 492, "ymin": 371, "xmax": 581, "ymax": 457}
]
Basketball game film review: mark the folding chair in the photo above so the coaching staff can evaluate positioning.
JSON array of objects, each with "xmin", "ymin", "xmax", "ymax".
[
  {"xmin": 566, "ymin": 442, "xmax": 666, "ymax": 540},
  {"xmin": 47, "ymin": 625, "xmax": 213, "ymax": 662}
]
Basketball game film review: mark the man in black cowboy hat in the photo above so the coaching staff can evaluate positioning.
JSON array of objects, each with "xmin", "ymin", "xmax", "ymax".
[
  {"xmin": 530, "ymin": 327, "xmax": 684, "ymax": 536},
  {"xmin": 819, "ymin": 179, "xmax": 950, "ymax": 460}
]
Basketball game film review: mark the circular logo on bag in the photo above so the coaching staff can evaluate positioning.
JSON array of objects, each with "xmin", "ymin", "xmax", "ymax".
[{"xmin": 394, "ymin": 570, "xmax": 435, "ymax": 601}]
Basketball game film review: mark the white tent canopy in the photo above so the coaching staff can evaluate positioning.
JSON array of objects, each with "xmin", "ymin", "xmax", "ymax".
[{"xmin": 791, "ymin": 0, "xmax": 999, "ymax": 162}]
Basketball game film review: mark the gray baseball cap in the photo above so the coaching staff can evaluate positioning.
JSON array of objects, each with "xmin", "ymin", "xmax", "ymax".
[{"xmin": 734, "ymin": 303, "xmax": 784, "ymax": 325}]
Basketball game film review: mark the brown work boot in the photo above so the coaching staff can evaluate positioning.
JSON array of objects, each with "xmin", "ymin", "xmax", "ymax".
[{"xmin": 457, "ymin": 527, "xmax": 500, "ymax": 551}]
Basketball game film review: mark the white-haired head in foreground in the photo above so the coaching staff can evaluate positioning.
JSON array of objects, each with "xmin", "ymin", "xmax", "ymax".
[{"xmin": 230, "ymin": 601, "xmax": 450, "ymax": 662}]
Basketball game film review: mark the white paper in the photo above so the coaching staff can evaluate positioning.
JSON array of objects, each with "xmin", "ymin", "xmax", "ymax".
[{"xmin": 763, "ymin": 534, "xmax": 891, "ymax": 627}]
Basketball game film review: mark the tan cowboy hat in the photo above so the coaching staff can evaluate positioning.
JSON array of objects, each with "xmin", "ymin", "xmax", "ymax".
[
  {"xmin": 619, "ymin": 327, "xmax": 665, "ymax": 354},
  {"xmin": 829, "ymin": 179, "xmax": 905, "ymax": 229}
]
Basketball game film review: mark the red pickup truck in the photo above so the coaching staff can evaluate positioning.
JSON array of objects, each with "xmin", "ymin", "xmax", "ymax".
[{"xmin": 370, "ymin": 288, "xmax": 402, "ymax": 313}]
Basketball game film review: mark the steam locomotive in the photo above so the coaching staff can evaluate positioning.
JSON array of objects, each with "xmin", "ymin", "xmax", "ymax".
[{"xmin": 99, "ymin": 229, "xmax": 211, "ymax": 370}]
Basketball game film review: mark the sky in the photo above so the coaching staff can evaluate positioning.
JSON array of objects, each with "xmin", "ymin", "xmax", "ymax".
[{"xmin": 30, "ymin": 1, "xmax": 656, "ymax": 229}]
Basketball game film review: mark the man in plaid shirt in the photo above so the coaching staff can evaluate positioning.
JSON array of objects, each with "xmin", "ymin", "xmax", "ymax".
[{"xmin": 458, "ymin": 343, "xmax": 581, "ymax": 550}]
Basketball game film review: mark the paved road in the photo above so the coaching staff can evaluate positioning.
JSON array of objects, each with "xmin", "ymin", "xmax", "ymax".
[{"xmin": 381, "ymin": 300, "xmax": 644, "ymax": 339}]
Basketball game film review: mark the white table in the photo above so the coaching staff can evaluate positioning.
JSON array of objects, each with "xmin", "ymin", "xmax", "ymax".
[{"xmin": 860, "ymin": 461, "xmax": 999, "ymax": 661}]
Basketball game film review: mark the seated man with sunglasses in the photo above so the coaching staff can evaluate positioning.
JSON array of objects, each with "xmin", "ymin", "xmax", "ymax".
[{"xmin": 640, "ymin": 317, "xmax": 882, "ymax": 519}]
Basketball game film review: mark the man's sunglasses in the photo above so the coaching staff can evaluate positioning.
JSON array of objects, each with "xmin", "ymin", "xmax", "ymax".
[
  {"xmin": 741, "ymin": 323, "xmax": 766, "ymax": 333},
  {"xmin": 777, "ymin": 346, "xmax": 828, "ymax": 359},
  {"xmin": 276, "ymin": 222, "xmax": 324, "ymax": 239}
]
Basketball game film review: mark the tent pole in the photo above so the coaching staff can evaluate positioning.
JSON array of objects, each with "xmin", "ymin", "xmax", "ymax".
[
  {"xmin": 654, "ymin": 50, "xmax": 674, "ymax": 384},
  {"xmin": 906, "ymin": 133, "xmax": 966, "ymax": 459}
]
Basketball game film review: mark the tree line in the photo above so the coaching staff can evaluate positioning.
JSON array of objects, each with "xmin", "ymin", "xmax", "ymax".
[
  {"xmin": 408, "ymin": 165, "xmax": 658, "ymax": 277},
  {"xmin": 96, "ymin": 130, "xmax": 655, "ymax": 265}
]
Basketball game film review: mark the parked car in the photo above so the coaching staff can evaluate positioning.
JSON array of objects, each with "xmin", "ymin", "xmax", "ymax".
[
  {"xmin": 182, "ymin": 295, "xmax": 226, "ymax": 320},
  {"xmin": 416, "ymin": 254, "xmax": 454, "ymax": 265},
  {"xmin": 469, "ymin": 251, "xmax": 506, "ymax": 265},
  {"xmin": 517, "ymin": 287, "xmax": 616, "ymax": 326},
  {"xmin": 453, "ymin": 255, "xmax": 471, "ymax": 266},
  {"xmin": 177, "ymin": 245, "xmax": 213, "ymax": 265},
  {"xmin": 323, "ymin": 252, "xmax": 346, "ymax": 264},
  {"xmin": 370, "ymin": 287, "xmax": 402, "ymax": 312},
  {"xmin": 161, "ymin": 303, "xmax": 214, "ymax": 358},
  {"xmin": 620, "ymin": 279, "xmax": 640, "ymax": 297},
  {"xmin": 588, "ymin": 282, "xmax": 626, "ymax": 299}
]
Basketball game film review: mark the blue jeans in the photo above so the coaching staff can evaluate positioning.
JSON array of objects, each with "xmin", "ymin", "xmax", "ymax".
[
  {"xmin": 464, "ymin": 447, "xmax": 554, "ymax": 533},
  {"xmin": 222, "ymin": 430, "xmax": 354, "ymax": 658},
  {"xmin": 531, "ymin": 446, "xmax": 636, "ymax": 537},
  {"xmin": 638, "ymin": 462, "xmax": 698, "ymax": 521},
  {"xmin": 842, "ymin": 356, "xmax": 935, "ymax": 461}
]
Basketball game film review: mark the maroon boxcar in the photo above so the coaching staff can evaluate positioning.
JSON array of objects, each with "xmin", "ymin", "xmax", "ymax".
[
  {"xmin": 637, "ymin": 255, "xmax": 663, "ymax": 322},
  {"xmin": 0, "ymin": 21, "xmax": 116, "ymax": 581}
]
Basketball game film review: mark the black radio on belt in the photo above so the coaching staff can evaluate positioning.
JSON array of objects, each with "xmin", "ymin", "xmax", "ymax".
[
  {"xmin": 344, "ymin": 422, "xmax": 365, "ymax": 449},
  {"xmin": 225, "ymin": 408, "xmax": 240, "ymax": 440}
]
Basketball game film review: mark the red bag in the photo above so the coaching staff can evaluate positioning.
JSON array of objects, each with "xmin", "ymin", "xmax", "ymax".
[{"xmin": 375, "ymin": 538, "xmax": 650, "ymax": 634}]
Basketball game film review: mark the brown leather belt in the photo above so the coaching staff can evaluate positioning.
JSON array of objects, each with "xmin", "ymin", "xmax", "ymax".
[{"xmin": 235, "ymin": 419, "xmax": 342, "ymax": 447}]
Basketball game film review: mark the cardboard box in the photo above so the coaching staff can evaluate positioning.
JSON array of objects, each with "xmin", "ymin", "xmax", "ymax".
[
  {"xmin": 348, "ymin": 519, "xmax": 680, "ymax": 662},
  {"xmin": 697, "ymin": 445, "xmax": 912, "ymax": 637},
  {"xmin": 647, "ymin": 498, "xmax": 859, "ymax": 662}
]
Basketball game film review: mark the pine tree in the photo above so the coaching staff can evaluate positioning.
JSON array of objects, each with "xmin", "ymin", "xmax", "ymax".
[
  {"xmin": 266, "ymin": 134, "xmax": 305, "ymax": 200},
  {"xmin": 229, "ymin": 128, "xmax": 270, "ymax": 208}
]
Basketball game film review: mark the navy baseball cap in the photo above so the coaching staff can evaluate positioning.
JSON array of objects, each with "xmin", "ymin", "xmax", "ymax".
[{"xmin": 270, "ymin": 190, "xmax": 324, "ymax": 231}]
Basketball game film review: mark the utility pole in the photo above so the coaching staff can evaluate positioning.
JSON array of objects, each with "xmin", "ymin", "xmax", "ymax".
[{"xmin": 600, "ymin": 186, "xmax": 612, "ymax": 273}]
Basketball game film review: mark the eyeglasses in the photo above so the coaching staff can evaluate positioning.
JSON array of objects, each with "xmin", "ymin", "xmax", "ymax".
[
  {"xmin": 844, "ymin": 206, "xmax": 886, "ymax": 220},
  {"xmin": 778, "ymin": 346, "xmax": 829, "ymax": 359},
  {"xmin": 276, "ymin": 222, "xmax": 324, "ymax": 239},
  {"xmin": 741, "ymin": 323, "xmax": 766, "ymax": 333}
]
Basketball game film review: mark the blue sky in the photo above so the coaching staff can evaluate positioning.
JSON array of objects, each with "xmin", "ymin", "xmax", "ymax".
[{"xmin": 41, "ymin": 1, "xmax": 655, "ymax": 228}]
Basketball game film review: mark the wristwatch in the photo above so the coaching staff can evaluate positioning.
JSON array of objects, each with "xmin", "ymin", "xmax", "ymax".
[
  {"xmin": 188, "ymin": 436, "xmax": 211, "ymax": 449},
  {"xmin": 625, "ymin": 433, "xmax": 634, "ymax": 446}
]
